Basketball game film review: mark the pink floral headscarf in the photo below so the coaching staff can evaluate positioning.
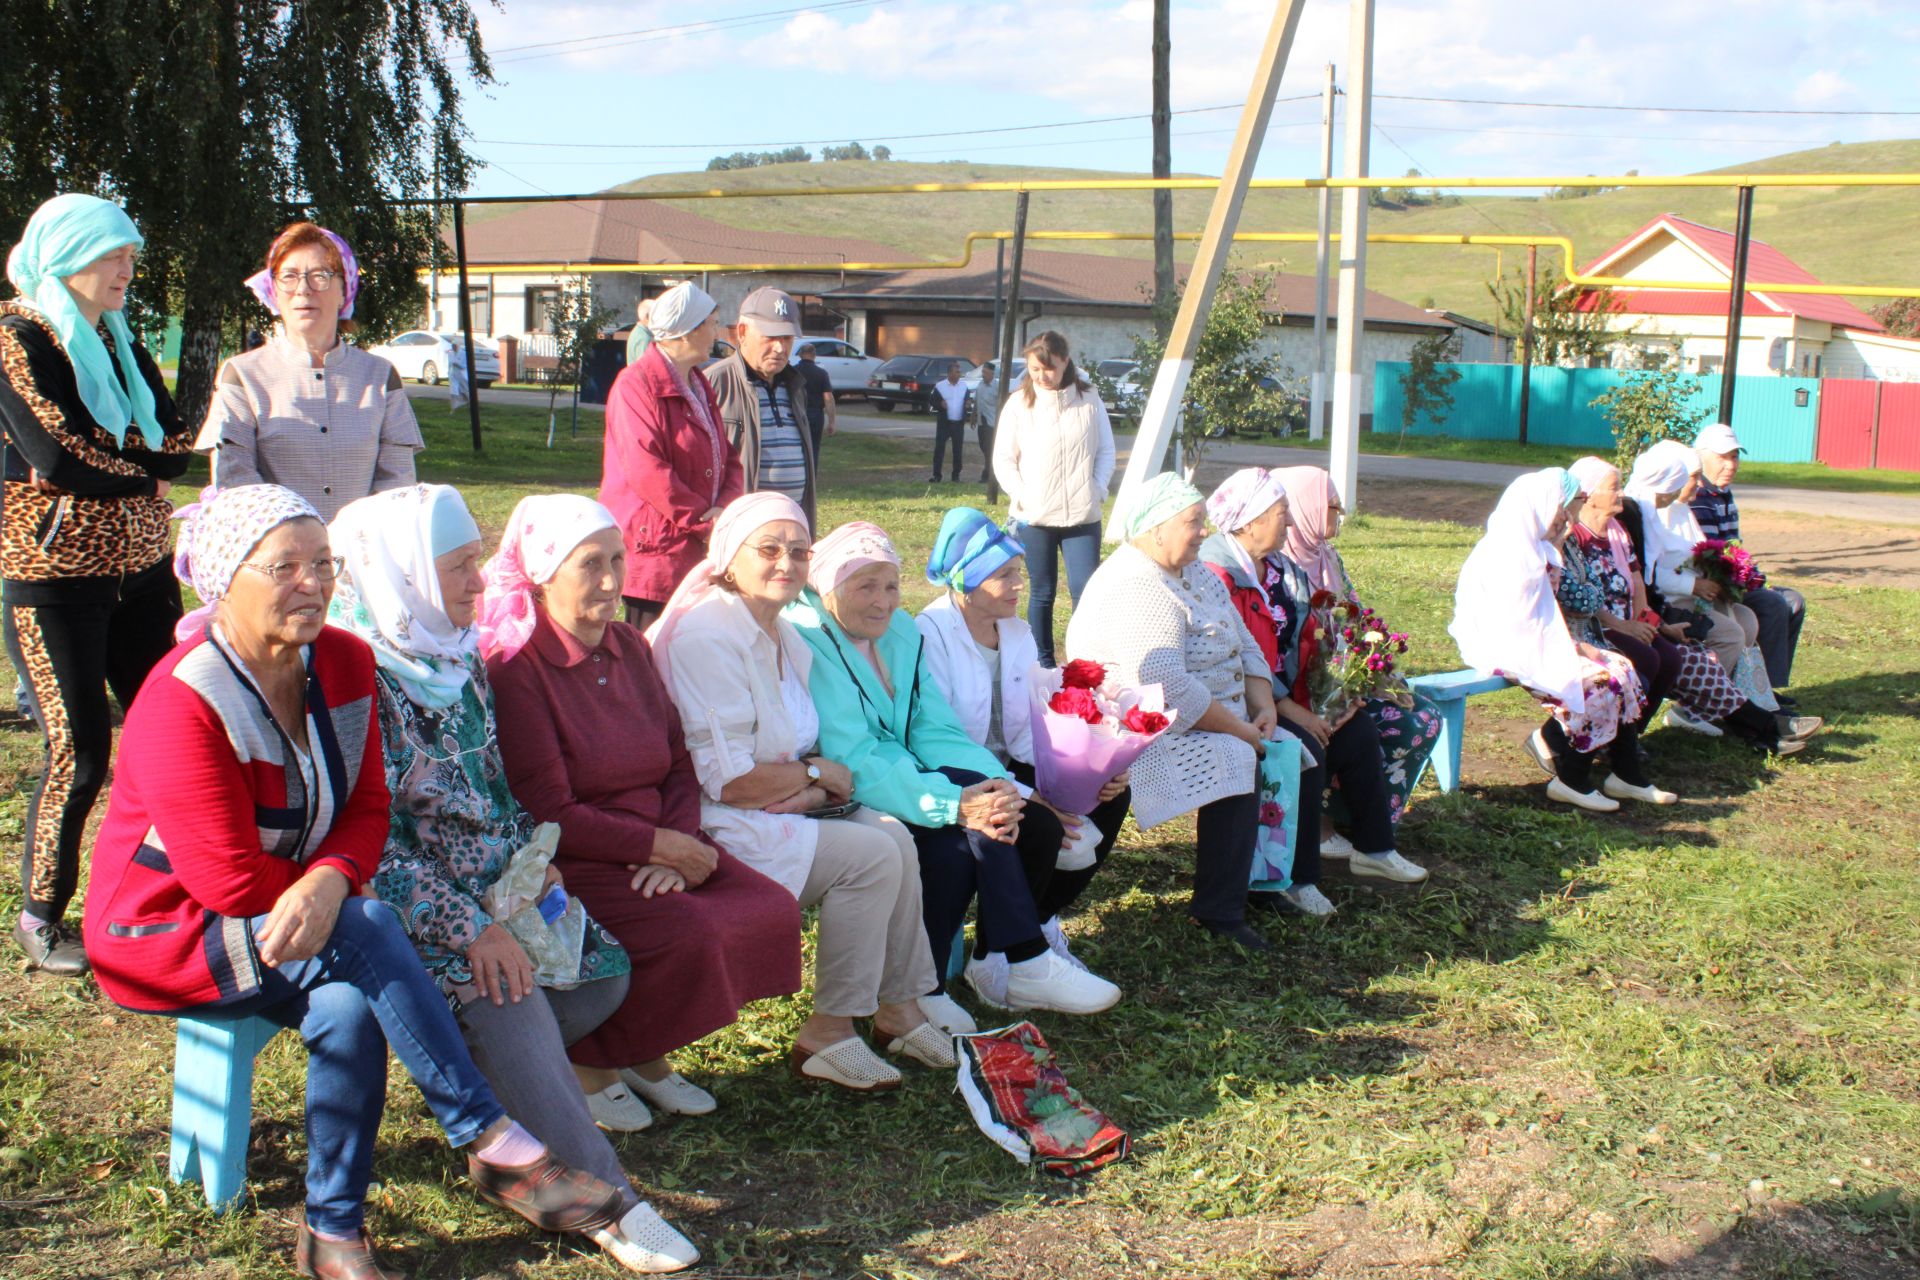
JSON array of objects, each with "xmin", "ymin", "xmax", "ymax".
[
  {"xmin": 807, "ymin": 521, "xmax": 900, "ymax": 598},
  {"xmin": 476, "ymin": 494, "xmax": 618, "ymax": 663},
  {"xmin": 171, "ymin": 484, "xmax": 324, "ymax": 642}
]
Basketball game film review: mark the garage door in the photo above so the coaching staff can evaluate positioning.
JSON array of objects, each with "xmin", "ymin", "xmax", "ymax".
[{"xmin": 870, "ymin": 312, "xmax": 997, "ymax": 363}]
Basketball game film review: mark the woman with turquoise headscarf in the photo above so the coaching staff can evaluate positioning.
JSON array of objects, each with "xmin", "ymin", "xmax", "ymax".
[
  {"xmin": 915, "ymin": 507, "xmax": 1132, "ymax": 1007},
  {"xmin": 0, "ymin": 193, "xmax": 194, "ymax": 976}
]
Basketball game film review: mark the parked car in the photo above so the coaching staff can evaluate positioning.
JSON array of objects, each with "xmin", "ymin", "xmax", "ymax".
[
  {"xmin": 1089, "ymin": 358, "xmax": 1144, "ymax": 423},
  {"xmin": 865, "ymin": 355, "xmax": 976, "ymax": 412},
  {"xmin": 366, "ymin": 331, "xmax": 499, "ymax": 387},
  {"xmin": 795, "ymin": 336, "xmax": 883, "ymax": 397}
]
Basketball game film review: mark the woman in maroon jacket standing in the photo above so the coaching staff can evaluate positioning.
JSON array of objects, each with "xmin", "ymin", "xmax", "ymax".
[
  {"xmin": 83, "ymin": 484, "xmax": 628, "ymax": 1279},
  {"xmin": 598, "ymin": 281, "xmax": 742, "ymax": 630}
]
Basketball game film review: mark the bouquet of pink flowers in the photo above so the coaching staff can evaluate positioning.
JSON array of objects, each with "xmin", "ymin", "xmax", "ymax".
[
  {"xmin": 1308, "ymin": 597, "xmax": 1413, "ymax": 722},
  {"xmin": 1688, "ymin": 538, "xmax": 1766, "ymax": 603},
  {"xmin": 1027, "ymin": 658, "xmax": 1177, "ymax": 814}
]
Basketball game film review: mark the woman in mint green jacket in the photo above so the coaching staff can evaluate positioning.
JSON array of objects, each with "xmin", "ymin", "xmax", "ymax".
[{"xmin": 786, "ymin": 522, "xmax": 1121, "ymax": 1018}]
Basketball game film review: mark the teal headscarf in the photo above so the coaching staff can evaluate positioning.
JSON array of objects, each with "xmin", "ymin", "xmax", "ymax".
[
  {"xmin": 927, "ymin": 507, "xmax": 1024, "ymax": 594},
  {"xmin": 5, "ymin": 194, "xmax": 162, "ymax": 449},
  {"xmin": 1119, "ymin": 471, "xmax": 1205, "ymax": 540},
  {"xmin": 1540, "ymin": 466, "xmax": 1579, "ymax": 506}
]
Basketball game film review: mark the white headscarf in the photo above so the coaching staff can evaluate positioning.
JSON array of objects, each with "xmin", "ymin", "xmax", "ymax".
[
  {"xmin": 328, "ymin": 485, "xmax": 484, "ymax": 709},
  {"xmin": 1624, "ymin": 440, "xmax": 1707, "ymax": 594},
  {"xmin": 1448, "ymin": 470, "xmax": 1586, "ymax": 712},
  {"xmin": 648, "ymin": 281, "xmax": 716, "ymax": 340}
]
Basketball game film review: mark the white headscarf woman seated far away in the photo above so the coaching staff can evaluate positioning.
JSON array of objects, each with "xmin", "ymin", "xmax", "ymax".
[{"xmin": 1449, "ymin": 468, "xmax": 1673, "ymax": 813}]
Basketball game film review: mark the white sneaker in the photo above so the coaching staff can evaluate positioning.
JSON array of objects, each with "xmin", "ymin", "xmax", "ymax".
[
  {"xmin": 1665, "ymin": 704, "xmax": 1725, "ymax": 738},
  {"xmin": 1347, "ymin": 850, "xmax": 1430, "ymax": 883},
  {"xmin": 1601, "ymin": 773, "xmax": 1678, "ymax": 806},
  {"xmin": 1545, "ymin": 776, "xmax": 1620, "ymax": 812},
  {"xmin": 584, "ymin": 1083, "xmax": 653, "ymax": 1133},
  {"xmin": 1319, "ymin": 832, "xmax": 1356, "ymax": 860},
  {"xmin": 1004, "ymin": 951, "xmax": 1121, "ymax": 1014},
  {"xmin": 918, "ymin": 991, "xmax": 977, "ymax": 1035},
  {"xmin": 590, "ymin": 1201, "xmax": 701, "ymax": 1274},
  {"xmin": 1039, "ymin": 917, "xmax": 1089, "ymax": 972},
  {"xmin": 621, "ymin": 1069, "xmax": 716, "ymax": 1117},
  {"xmin": 963, "ymin": 952, "xmax": 1011, "ymax": 1009},
  {"xmin": 1283, "ymin": 884, "xmax": 1338, "ymax": 916}
]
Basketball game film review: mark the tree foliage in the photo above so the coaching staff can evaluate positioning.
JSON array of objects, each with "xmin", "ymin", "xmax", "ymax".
[
  {"xmin": 543, "ymin": 275, "xmax": 615, "ymax": 444},
  {"xmin": 706, "ymin": 147, "xmax": 812, "ymax": 171},
  {"xmin": 0, "ymin": 1, "xmax": 490, "ymax": 427},
  {"xmin": 1397, "ymin": 330, "xmax": 1460, "ymax": 440},
  {"xmin": 1871, "ymin": 296, "xmax": 1920, "ymax": 338},
  {"xmin": 1487, "ymin": 263, "xmax": 1629, "ymax": 367},
  {"xmin": 1591, "ymin": 366, "xmax": 1709, "ymax": 473}
]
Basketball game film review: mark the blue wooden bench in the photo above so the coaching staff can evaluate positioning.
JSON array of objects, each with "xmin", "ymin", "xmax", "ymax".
[
  {"xmin": 169, "ymin": 1013, "xmax": 282, "ymax": 1212},
  {"xmin": 1406, "ymin": 668, "xmax": 1514, "ymax": 794}
]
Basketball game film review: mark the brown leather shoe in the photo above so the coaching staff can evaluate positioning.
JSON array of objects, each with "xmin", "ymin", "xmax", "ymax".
[
  {"xmin": 467, "ymin": 1152, "xmax": 623, "ymax": 1234},
  {"xmin": 294, "ymin": 1223, "xmax": 407, "ymax": 1280},
  {"xmin": 14, "ymin": 917, "xmax": 89, "ymax": 977}
]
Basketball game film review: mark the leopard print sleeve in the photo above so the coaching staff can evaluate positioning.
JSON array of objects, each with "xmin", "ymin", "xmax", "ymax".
[{"xmin": 0, "ymin": 310, "xmax": 156, "ymax": 495}]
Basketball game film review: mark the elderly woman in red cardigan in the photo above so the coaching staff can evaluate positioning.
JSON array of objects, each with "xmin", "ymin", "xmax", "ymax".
[
  {"xmin": 480, "ymin": 494, "xmax": 800, "ymax": 1126},
  {"xmin": 83, "ymin": 484, "xmax": 626, "ymax": 1280}
]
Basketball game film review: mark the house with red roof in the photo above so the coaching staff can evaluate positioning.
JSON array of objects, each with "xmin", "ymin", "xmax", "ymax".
[{"xmin": 1573, "ymin": 213, "xmax": 1918, "ymax": 380}]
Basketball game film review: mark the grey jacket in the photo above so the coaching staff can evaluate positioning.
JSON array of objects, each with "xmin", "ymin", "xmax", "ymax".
[{"xmin": 705, "ymin": 353, "xmax": 817, "ymax": 527}]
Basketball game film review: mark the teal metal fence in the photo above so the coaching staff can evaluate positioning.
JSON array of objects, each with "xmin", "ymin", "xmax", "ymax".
[{"xmin": 1373, "ymin": 362, "xmax": 1820, "ymax": 463}]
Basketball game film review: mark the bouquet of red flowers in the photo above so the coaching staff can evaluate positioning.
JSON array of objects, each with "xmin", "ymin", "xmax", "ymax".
[
  {"xmin": 1307, "ymin": 596, "xmax": 1413, "ymax": 722},
  {"xmin": 1027, "ymin": 658, "xmax": 1176, "ymax": 814},
  {"xmin": 1688, "ymin": 538, "xmax": 1766, "ymax": 602}
]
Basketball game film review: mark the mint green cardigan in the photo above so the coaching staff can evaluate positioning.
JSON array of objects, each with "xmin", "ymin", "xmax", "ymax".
[{"xmin": 785, "ymin": 590, "xmax": 1008, "ymax": 827}]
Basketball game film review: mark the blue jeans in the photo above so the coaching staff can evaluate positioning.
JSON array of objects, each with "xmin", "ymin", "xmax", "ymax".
[
  {"xmin": 210, "ymin": 898, "xmax": 507, "ymax": 1237},
  {"xmin": 1014, "ymin": 519, "xmax": 1101, "ymax": 666}
]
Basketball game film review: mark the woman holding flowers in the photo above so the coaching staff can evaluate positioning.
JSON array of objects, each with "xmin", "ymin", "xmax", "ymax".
[
  {"xmin": 915, "ymin": 507, "xmax": 1132, "ymax": 1000},
  {"xmin": 1272, "ymin": 467, "xmax": 1442, "ymax": 842},
  {"xmin": 1065, "ymin": 473, "xmax": 1284, "ymax": 951},
  {"xmin": 1199, "ymin": 468, "xmax": 1428, "ymax": 898}
]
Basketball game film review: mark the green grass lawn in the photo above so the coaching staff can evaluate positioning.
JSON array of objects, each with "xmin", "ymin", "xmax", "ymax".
[{"xmin": 1, "ymin": 403, "xmax": 1916, "ymax": 1278}]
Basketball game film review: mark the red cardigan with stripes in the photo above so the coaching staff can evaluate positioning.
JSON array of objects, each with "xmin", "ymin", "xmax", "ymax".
[{"xmin": 83, "ymin": 626, "xmax": 389, "ymax": 1013}]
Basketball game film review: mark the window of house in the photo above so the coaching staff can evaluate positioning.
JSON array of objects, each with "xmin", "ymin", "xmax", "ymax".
[
  {"xmin": 466, "ymin": 285, "xmax": 491, "ymax": 335},
  {"xmin": 527, "ymin": 286, "xmax": 559, "ymax": 333}
]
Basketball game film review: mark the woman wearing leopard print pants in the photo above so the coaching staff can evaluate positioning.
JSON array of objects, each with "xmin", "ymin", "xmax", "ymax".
[{"xmin": 0, "ymin": 195, "xmax": 194, "ymax": 976}]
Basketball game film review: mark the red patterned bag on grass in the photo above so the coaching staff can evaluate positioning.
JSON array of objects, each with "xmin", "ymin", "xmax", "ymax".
[{"xmin": 954, "ymin": 1020, "xmax": 1130, "ymax": 1178}]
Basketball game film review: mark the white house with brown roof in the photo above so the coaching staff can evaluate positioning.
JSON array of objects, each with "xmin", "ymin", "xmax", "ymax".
[
  {"xmin": 1572, "ymin": 213, "xmax": 1903, "ymax": 378},
  {"xmin": 821, "ymin": 249, "xmax": 1460, "ymax": 416}
]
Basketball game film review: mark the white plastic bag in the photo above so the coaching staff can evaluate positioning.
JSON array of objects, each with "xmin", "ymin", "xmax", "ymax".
[{"xmin": 480, "ymin": 822, "xmax": 587, "ymax": 989}]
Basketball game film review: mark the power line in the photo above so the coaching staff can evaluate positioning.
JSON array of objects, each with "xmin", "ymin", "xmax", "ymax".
[
  {"xmin": 1377, "ymin": 92, "xmax": 1920, "ymax": 117},
  {"xmin": 491, "ymin": 0, "xmax": 894, "ymax": 65},
  {"xmin": 489, "ymin": 0, "xmax": 884, "ymax": 54}
]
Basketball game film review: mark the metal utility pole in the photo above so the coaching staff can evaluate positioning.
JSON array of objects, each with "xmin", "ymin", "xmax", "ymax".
[
  {"xmin": 452, "ymin": 200, "xmax": 483, "ymax": 452},
  {"xmin": 1116, "ymin": 0, "xmax": 1312, "ymax": 512},
  {"xmin": 1718, "ymin": 185, "xmax": 1756, "ymax": 425},
  {"xmin": 991, "ymin": 238, "xmax": 1006, "ymax": 350},
  {"xmin": 1151, "ymin": 0, "xmax": 1174, "ymax": 334},
  {"xmin": 1310, "ymin": 62, "xmax": 1336, "ymax": 442},
  {"xmin": 1327, "ymin": 0, "xmax": 1374, "ymax": 509},
  {"xmin": 988, "ymin": 192, "xmax": 1030, "ymax": 505},
  {"xmin": 1518, "ymin": 243, "xmax": 1537, "ymax": 445},
  {"xmin": 428, "ymin": 152, "xmax": 442, "ymax": 329}
]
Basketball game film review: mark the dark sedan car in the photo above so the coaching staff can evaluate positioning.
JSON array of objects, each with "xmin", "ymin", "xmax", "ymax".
[{"xmin": 865, "ymin": 355, "xmax": 976, "ymax": 412}]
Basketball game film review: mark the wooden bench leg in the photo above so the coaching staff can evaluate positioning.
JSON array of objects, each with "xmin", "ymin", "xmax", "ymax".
[
  {"xmin": 1430, "ymin": 698, "xmax": 1468, "ymax": 795},
  {"xmin": 169, "ymin": 1014, "xmax": 276, "ymax": 1212}
]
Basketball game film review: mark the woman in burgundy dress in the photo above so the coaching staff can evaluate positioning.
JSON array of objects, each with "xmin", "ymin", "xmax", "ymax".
[{"xmin": 480, "ymin": 494, "xmax": 801, "ymax": 1130}]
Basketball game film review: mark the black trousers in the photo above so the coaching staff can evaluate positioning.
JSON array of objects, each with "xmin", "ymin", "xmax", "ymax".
[
  {"xmin": 931, "ymin": 414, "xmax": 966, "ymax": 480},
  {"xmin": 5, "ymin": 562, "xmax": 182, "ymax": 922},
  {"xmin": 974, "ymin": 420, "xmax": 995, "ymax": 481},
  {"xmin": 911, "ymin": 767, "xmax": 1045, "ymax": 990},
  {"xmin": 1310, "ymin": 714, "xmax": 1393, "ymax": 856},
  {"xmin": 1002, "ymin": 759, "xmax": 1130, "ymax": 930}
]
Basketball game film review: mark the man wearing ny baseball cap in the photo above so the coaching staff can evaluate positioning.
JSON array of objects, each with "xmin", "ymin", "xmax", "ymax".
[
  {"xmin": 707, "ymin": 286, "xmax": 818, "ymax": 527},
  {"xmin": 1689, "ymin": 422, "xmax": 1808, "ymax": 708}
]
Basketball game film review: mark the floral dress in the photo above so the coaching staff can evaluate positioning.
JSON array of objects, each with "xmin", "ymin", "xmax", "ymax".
[
  {"xmin": 1543, "ymin": 554, "xmax": 1648, "ymax": 753},
  {"xmin": 372, "ymin": 655, "xmax": 629, "ymax": 995},
  {"xmin": 1266, "ymin": 551, "xmax": 1440, "ymax": 824}
]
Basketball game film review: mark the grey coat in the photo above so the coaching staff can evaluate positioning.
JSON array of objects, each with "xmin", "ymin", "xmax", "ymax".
[{"xmin": 705, "ymin": 352, "xmax": 817, "ymax": 527}]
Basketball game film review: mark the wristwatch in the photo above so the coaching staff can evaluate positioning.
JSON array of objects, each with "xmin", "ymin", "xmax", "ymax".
[{"xmin": 803, "ymin": 760, "xmax": 822, "ymax": 783}]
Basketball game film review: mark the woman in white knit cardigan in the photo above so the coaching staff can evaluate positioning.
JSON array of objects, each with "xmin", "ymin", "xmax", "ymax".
[
  {"xmin": 1064, "ymin": 473, "xmax": 1286, "ymax": 952},
  {"xmin": 990, "ymin": 330, "xmax": 1115, "ymax": 666}
]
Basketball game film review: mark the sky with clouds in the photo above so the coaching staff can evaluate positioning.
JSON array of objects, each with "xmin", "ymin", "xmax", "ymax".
[{"xmin": 455, "ymin": 0, "xmax": 1918, "ymax": 197}]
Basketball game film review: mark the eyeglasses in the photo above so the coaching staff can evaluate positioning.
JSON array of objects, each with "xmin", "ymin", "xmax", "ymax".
[
  {"xmin": 274, "ymin": 268, "xmax": 339, "ymax": 293},
  {"xmin": 239, "ymin": 556, "xmax": 345, "ymax": 585},
  {"xmin": 747, "ymin": 543, "xmax": 813, "ymax": 563}
]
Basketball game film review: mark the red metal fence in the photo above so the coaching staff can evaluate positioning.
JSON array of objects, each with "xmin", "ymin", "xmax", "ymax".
[{"xmin": 1815, "ymin": 378, "xmax": 1920, "ymax": 471}]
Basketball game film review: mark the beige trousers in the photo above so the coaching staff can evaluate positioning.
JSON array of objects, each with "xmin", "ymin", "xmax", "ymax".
[
  {"xmin": 799, "ymin": 806, "xmax": 937, "ymax": 1017},
  {"xmin": 1703, "ymin": 601, "xmax": 1760, "ymax": 674}
]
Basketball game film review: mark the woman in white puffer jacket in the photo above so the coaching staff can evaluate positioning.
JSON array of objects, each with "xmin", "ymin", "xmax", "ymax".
[{"xmin": 989, "ymin": 331, "xmax": 1116, "ymax": 666}]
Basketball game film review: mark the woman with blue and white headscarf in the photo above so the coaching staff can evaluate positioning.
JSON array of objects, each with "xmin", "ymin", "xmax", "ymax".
[
  {"xmin": 0, "ymin": 193, "xmax": 194, "ymax": 975},
  {"xmin": 916, "ymin": 507, "xmax": 1131, "ymax": 1004}
]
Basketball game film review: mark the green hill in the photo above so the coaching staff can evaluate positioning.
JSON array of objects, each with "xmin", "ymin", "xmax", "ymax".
[{"xmin": 583, "ymin": 140, "xmax": 1920, "ymax": 325}]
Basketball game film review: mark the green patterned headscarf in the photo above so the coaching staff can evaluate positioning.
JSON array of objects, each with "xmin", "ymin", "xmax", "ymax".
[
  {"xmin": 5, "ymin": 194, "xmax": 162, "ymax": 448},
  {"xmin": 1119, "ymin": 471, "xmax": 1205, "ymax": 540}
]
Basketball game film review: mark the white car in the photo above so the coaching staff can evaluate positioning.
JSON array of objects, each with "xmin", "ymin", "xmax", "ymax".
[
  {"xmin": 793, "ymin": 336, "xmax": 882, "ymax": 396},
  {"xmin": 367, "ymin": 331, "xmax": 500, "ymax": 388}
]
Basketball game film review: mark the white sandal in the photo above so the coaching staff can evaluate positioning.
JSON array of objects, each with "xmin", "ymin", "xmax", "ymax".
[
  {"xmin": 620, "ymin": 1069, "xmax": 717, "ymax": 1116},
  {"xmin": 584, "ymin": 1082, "xmax": 654, "ymax": 1132},
  {"xmin": 588, "ymin": 1201, "xmax": 701, "ymax": 1274},
  {"xmin": 790, "ymin": 1035, "xmax": 902, "ymax": 1092},
  {"xmin": 883, "ymin": 1021, "xmax": 957, "ymax": 1069}
]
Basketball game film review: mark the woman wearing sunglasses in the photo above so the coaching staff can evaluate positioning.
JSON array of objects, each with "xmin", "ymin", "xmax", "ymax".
[{"xmin": 195, "ymin": 221, "xmax": 422, "ymax": 521}]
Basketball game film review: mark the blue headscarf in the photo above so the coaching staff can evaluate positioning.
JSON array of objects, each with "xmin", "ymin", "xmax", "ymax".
[
  {"xmin": 1540, "ymin": 466, "xmax": 1579, "ymax": 506},
  {"xmin": 927, "ymin": 507, "xmax": 1024, "ymax": 594},
  {"xmin": 5, "ymin": 194, "xmax": 163, "ymax": 449}
]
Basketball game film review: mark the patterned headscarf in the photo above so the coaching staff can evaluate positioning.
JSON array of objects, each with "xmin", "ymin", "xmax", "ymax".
[
  {"xmin": 244, "ymin": 227, "xmax": 361, "ymax": 320},
  {"xmin": 327, "ymin": 485, "xmax": 484, "ymax": 709},
  {"xmin": 1117, "ymin": 471, "xmax": 1204, "ymax": 541},
  {"xmin": 1274, "ymin": 466, "xmax": 1344, "ymax": 595},
  {"xmin": 5, "ymin": 193, "xmax": 162, "ymax": 448},
  {"xmin": 172, "ymin": 484, "xmax": 324, "ymax": 642},
  {"xmin": 1205, "ymin": 467, "xmax": 1288, "ymax": 534},
  {"xmin": 476, "ymin": 494, "xmax": 619, "ymax": 663},
  {"xmin": 808, "ymin": 521, "xmax": 900, "ymax": 597},
  {"xmin": 647, "ymin": 491, "xmax": 810, "ymax": 686},
  {"xmin": 926, "ymin": 507, "xmax": 1024, "ymax": 594}
]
